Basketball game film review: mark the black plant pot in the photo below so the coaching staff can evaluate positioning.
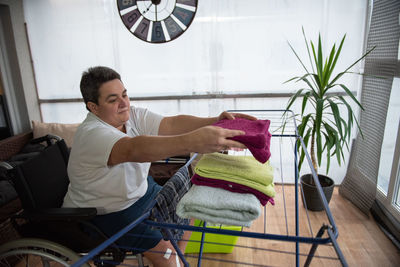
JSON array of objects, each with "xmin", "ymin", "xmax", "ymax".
[{"xmin": 300, "ymin": 174, "xmax": 335, "ymax": 211}]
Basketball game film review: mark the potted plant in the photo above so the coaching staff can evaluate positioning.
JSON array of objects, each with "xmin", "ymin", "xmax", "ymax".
[{"xmin": 284, "ymin": 28, "xmax": 374, "ymax": 211}]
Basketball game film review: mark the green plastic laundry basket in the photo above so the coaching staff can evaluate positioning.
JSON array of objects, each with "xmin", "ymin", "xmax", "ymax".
[{"xmin": 184, "ymin": 220, "xmax": 242, "ymax": 254}]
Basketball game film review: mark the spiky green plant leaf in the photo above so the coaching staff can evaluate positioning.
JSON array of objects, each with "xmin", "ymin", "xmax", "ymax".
[{"xmin": 285, "ymin": 28, "xmax": 373, "ymax": 174}]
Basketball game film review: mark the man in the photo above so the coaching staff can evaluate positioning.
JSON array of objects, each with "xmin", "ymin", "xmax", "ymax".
[{"xmin": 63, "ymin": 66, "xmax": 255, "ymax": 266}]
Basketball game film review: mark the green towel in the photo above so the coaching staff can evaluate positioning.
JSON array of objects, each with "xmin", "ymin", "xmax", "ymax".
[{"xmin": 194, "ymin": 153, "xmax": 275, "ymax": 198}]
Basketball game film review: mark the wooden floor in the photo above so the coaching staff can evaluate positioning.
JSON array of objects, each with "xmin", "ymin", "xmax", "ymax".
[
  {"xmin": 135, "ymin": 185, "xmax": 400, "ymax": 267},
  {"xmin": 9, "ymin": 185, "xmax": 399, "ymax": 266}
]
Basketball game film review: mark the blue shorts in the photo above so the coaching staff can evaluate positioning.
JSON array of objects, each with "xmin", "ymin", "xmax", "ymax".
[{"xmin": 91, "ymin": 176, "xmax": 163, "ymax": 253}]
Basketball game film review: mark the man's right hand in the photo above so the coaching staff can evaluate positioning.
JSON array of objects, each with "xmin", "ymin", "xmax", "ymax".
[{"xmin": 185, "ymin": 125, "xmax": 246, "ymax": 154}]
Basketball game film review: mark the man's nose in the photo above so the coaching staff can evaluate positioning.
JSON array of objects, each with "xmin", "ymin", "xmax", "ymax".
[{"xmin": 118, "ymin": 97, "xmax": 128, "ymax": 107}]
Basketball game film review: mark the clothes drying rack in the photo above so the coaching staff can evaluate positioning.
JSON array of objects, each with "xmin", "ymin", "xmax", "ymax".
[{"xmin": 71, "ymin": 110, "xmax": 348, "ymax": 267}]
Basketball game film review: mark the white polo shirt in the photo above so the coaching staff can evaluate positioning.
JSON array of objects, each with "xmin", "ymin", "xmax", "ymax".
[{"xmin": 62, "ymin": 106, "xmax": 163, "ymax": 214}]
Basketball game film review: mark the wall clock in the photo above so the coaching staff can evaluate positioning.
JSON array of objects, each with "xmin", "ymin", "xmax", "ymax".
[{"xmin": 117, "ymin": 0, "xmax": 198, "ymax": 43}]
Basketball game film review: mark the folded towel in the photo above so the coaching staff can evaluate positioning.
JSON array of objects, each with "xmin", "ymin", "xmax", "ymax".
[
  {"xmin": 213, "ymin": 118, "xmax": 272, "ymax": 163},
  {"xmin": 194, "ymin": 152, "xmax": 275, "ymax": 198},
  {"xmin": 176, "ymin": 185, "xmax": 261, "ymax": 227},
  {"xmin": 191, "ymin": 173, "xmax": 274, "ymax": 206},
  {"xmin": 150, "ymin": 165, "xmax": 191, "ymax": 240}
]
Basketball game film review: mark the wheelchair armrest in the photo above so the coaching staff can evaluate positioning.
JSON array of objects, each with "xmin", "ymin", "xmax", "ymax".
[{"xmin": 16, "ymin": 207, "xmax": 97, "ymax": 221}]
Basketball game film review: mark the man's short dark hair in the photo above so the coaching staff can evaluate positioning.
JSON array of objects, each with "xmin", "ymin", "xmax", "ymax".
[{"xmin": 80, "ymin": 66, "xmax": 121, "ymax": 111}]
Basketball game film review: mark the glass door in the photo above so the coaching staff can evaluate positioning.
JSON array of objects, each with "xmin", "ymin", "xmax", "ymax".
[
  {"xmin": 376, "ymin": 11, "xmax": 400, "ymax": 221},
  {"xmin": 377, "ymin": 79, "xmax": 400, "ymax": 221}
]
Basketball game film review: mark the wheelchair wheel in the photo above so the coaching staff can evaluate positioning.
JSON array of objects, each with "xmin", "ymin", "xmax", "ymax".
[{"xmin": 0, "ymin": 238, "xmax": 90, "ymax": 267}]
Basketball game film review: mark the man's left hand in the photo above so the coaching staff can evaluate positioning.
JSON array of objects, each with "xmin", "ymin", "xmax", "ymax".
[{"xmin": 217, "ymin": 111, "xmax": 258, "ymax": 121}]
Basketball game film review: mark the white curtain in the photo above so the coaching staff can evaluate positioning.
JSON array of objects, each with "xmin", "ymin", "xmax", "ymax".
[
  {"xmin": 23, "ymin": 0, "xmax": 368, "ymax": 184},
  {"xmin": 24, "ymin": 0, "xmax": 367, "ymax": 99}
]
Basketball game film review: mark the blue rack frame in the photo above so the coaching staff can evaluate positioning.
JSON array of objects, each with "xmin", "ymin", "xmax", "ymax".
[{"xmin": 72, "ymin": 109, "xmax": 348, "ymax": 267}]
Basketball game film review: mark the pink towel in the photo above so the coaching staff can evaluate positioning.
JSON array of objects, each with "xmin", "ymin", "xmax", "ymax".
[
  {"xmin": 191, "ymin": 174, "xmax": 274, "ymax": 206},
  {"xmin": 213, "ymin": 118, "xmax": 272, "ymax": 163}
]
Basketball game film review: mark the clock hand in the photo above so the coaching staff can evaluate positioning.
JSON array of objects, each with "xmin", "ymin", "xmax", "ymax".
[{"xmin": 144, "ymin": 3, "xmax": 152, "ymax": 14}]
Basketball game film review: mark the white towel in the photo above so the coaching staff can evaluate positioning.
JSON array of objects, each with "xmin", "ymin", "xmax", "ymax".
[{"xmin": 176, "ymin": 185, "xmax": 261, "ymax": 227}]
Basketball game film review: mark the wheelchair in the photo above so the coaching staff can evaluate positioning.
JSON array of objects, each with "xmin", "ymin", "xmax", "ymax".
[{"xmin": 0, "ymin": 135, "xmax": 146, "ymax": 266}]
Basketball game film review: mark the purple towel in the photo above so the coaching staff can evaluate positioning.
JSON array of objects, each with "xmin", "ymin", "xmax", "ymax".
[
  {"xmin": 213, "ymin": 118, "xmax": 272, "ymax": 163},
  {"xmin": 191, "ymin": 173, "xmax": 274, "ymax": 206}
]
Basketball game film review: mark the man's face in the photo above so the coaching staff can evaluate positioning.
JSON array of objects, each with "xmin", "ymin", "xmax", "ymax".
[{"xmin": 88, "ymin": 79, "xmax": 130, "ymax": 130}]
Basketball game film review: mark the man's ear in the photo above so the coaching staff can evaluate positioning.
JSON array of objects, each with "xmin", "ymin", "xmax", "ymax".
[{"xmin": 87, "ymin": 102, "xmax": 98, "ymax": 114}]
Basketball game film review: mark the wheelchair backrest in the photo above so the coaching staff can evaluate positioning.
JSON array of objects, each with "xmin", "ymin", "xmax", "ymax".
[{"xmin": 11, "ymin": 138, "xmax": 70, "ymax": 210}]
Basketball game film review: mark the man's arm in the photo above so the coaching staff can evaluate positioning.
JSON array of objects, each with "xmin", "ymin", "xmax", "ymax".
[
  {"xmin": 158, "ymin": 111, "xmax": 257, "ymax": 135},
  {"xmin": 158, "ymin": 115, "xmax": 217, "ymax": 135},
  {"xmin": 108, "ymin": 126, "xmax": 246, "ymax": 165}
]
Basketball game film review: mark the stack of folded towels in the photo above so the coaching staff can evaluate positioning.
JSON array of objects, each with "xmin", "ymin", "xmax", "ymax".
[{"xmin": 176, "ymin": 118, "xmax": 275, "ymax": 227}]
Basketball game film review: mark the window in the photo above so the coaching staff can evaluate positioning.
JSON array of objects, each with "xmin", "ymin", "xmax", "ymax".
[
  {"xmin": 23, "ymin": 0, "xmax": 368, "ymax": 118},
  {"xmin": 22, "ymin": 0, "xmax": 368, "ymax": 184}
]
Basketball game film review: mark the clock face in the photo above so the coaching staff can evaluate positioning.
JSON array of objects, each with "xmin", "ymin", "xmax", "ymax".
[{"xmin": 117, "ymin": 0, "xmax": 198, "ymax": 43}]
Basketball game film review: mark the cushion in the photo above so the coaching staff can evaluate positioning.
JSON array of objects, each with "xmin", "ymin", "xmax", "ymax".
[{"xmin": 32, "ymin": 121, "xmax": 80, "ymax": 148}]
